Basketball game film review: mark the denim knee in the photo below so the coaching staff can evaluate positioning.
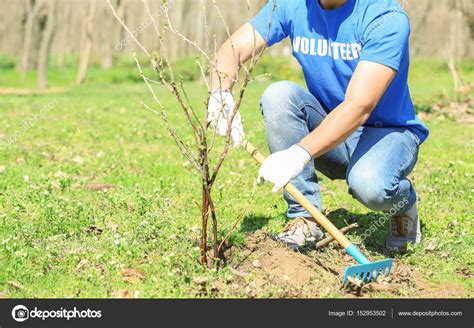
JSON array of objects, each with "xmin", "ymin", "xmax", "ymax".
[
  {"xmin": 260, "ymin": 81, "xmax": 307, "ymax": 130},
  {"xmin": 347, "ymin": 167, "xmax": 397, "ymax": 211},
  {"xmin": 261, "ymin": 81, "xmax": 305, "ymax": 114}
]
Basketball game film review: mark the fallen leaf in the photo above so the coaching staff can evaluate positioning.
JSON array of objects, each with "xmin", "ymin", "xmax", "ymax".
[
  {"xmin": 108, "ymin": 221, "xmax": 119, "ymax": 232},
  {"xmin": 86, "ymin": 183, "xmax": 117, "ymax": 191},
  {"xmin": 95, "ymin": 264, "xmax": 106, "ymax": 272},
  {"xmin": 0, "ymin": 165, "xmax": 5, "ymax": 173},
  {"xmin": 252, "ymin": 259, "xmax": 261, "ymax": 268},
  {"xmin": 211, "ymin": 280, "xmax": 226, "ymax": 292},
  {"xmin": 245, "ymin": 282, "xmax": 258, "ymax": 298},
  {"xmin": 53, "ymin": 171, "xmax": 67, "ymax": 178},
  {"xmin": 367, "ymin": 282, "xmax": 392, "ymax": 292},
  {"xmin": 76, "ymin": 259, "xmax": 89, "ymax": 270},
  {"xmin": 228, "ymin": 267, "xmax": 247, "ymax": 278},
  {"xmin": 7, "ymin": 280, "xmax": 24, "ymax": 290},
  {"xmin": 50, "ymin": 181, "xmax": 61, "ymax": 189},
  {"xmin": 192, "ymin": 276, "xmax": 208, "ymax": 287},
  {"xmin": 231, "ymin": 283, "xmax": 240, "ymax": 290},
  {"xmin": 71, "ymin": 183, "xmax": 82, "ymax": 190},
  {"xmin": 72, "ymin": 156, "xmax": 84, "ymax": 165},
  {"xmin": 86, "ymin": 225, "xmax": 103, "ymax": 235},
  {"xmin": 41, "ymin": 152, "xmax": 52, "ymax": 159},
  {"xmin": 344, "ymin": 277, "xmax": 363, "ymax": 288},
  {"xmin": 440, "ymin": 251, "xmax": 450, "ymax": 259},
  {"xmin": 425, "ymin": 240, "xmax": 437, "ymax": 252},
  {"xmin": 112, "ymin": 290, "xmax": 132, "ymax": 298},
  {"xmin": 456, "ymin": 268, "xmax": 473, "ymax": 277},
  {"xmin": 121, "ymin": 268, "xmax": 146, "ymax": 284},
  {"xmin": 16, "ymin": 157, "xmax": 25, "ymax": 164},
  {"xmin": 447, "ymin": 220, "xmax": 459, "ymax": 229}
]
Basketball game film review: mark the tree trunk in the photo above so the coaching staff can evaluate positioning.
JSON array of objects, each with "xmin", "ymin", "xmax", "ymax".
[
  {"xmin": 37, "ymin": 0, "xmax": 57, "ymax": 89},
  {"xmin": 19, "ymin": 0, "xmax": 40, "ymax": 80},
  {"xmin": 76, "ymin": 0, "xmax": 96, "ymax": 85},
  {"xmin": 56, "ymin": 1, "xmax": 71, "ymax": 68},
  {"xmin": 114, "ymin": 0, "xmax": 126, "ymax": 54},
  {"xmin": 99, "ymin": 2, "xmax": 113, "ymax": 69}
]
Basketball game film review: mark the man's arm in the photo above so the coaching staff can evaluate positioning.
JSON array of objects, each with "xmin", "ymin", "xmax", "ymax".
[
  {"xmin": 210, "ymin": 23, "xmax": 266, "ymax": 92},
  {"xmin": 258, "ymin": 60, "xmax": 397, "ymax": 191},
  {"xmin": 206, "ymin": 23, "xmax": 267, "ymax": 147},
  {"xmin": 298, "ymin": 60, "xmax": 396, "ymax": 157}
]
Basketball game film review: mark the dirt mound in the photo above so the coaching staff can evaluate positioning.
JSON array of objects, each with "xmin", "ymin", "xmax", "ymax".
[
  {"xmin": 230, "ymin": 231, "xmax": 467, "ymax": 298},
  {"xmin": 230, "ymin": 231, "xmax": 344, "ymax": 297},
  {"xmin": 353, "ymin": 261, "xmax": 466, "ymax": 298}
]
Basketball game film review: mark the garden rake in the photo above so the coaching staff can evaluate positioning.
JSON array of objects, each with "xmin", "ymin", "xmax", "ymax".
[{"xmin": 242, "ymin": 140, "xmax": 393, "ymax": 286}]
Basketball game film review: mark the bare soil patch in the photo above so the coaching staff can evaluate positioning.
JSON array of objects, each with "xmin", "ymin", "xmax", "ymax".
[
  {"xmin": 230, "ymin": 231, "xmax": 467, "ymax": 298},
  {"xmin": 0, "ymin": 87, "xmax": 66, "ymax": 95}
]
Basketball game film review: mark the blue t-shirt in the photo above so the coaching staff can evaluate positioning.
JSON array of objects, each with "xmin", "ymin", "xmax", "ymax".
[{"xmin": 251, "ymin": 0, "xmax": 429, "ymax": 142}]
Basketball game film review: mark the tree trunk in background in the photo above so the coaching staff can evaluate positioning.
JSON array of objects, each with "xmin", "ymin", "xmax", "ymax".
[
  {"xmin": 56, "ymin": 2, "xmax": 71, "ymax": 68},
  {"xmin": 19, "ymin": 0, "xmax": 40, "ymax": 80},
  {"xmin": 37, "ymin": 0, "xmax": 57, "ymax": 89},
  {"xmin": 76, "ymin": 0, "xmax": 96, "ymax": 85},
  {"xmin": 169, "ymin": 0, "xmax": 185, "ymax": 57},
  {"xmin": 99, "ymin": 1, "xmax": 113, "ymax": 69},
  {"xmin": 1, "ymin": 0, "xmax": 473, "ymax": 67},
  {"xmin": 113, "ymin": 0, "xmax": 126, "ymax": 56}
]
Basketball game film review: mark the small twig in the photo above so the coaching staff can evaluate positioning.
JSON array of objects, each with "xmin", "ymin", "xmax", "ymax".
[{"xmin": 315, "ymin": 223, "xmax": 359, "ymax": 249}]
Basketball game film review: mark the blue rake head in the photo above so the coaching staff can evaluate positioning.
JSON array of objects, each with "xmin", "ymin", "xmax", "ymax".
[{"xmin": 342, "ymin": 258, "xmax": 393, "ymax": 286}]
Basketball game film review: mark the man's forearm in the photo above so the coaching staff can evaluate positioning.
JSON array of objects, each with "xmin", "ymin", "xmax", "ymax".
[
  {"xmin": 298, "ymin": 100, "xmax": 372, "ymax": 158},
  {"xmin": 298, "ymin": 61, "xmax": 394, "ymax": 158},
  {"xmin": 211, "ymin": 42, "xmax": 240, "ymax": 92},
  {"xmin": 210, "ymin": 23, "xmax": 267, "ymax": 93}
]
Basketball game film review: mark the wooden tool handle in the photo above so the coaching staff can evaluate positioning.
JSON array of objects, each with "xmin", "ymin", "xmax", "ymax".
[{"xmin": 242, "ymin": 140, "xmax": 351, "ymax": 248}]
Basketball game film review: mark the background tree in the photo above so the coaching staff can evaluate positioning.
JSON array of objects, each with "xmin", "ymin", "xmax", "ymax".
[
  {"xmin": 76, "ymin": 0, "xmax": 97, "ymax": 85},
  {"xmin": 19, "ymin": 0, "xmax": 41, "ymax": 80},
  {"xmin": 37, "ymin": 0, "xmax": 57, "ymax": 89},
  {"xmin": 0, "ymin": 0, "xmax": 471, "ymax": 65}
]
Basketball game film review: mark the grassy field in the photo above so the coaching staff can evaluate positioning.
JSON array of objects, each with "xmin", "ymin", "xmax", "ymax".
[{"xmin": 0, "ymin": 57, "xmax": 472, "ymax": 298}]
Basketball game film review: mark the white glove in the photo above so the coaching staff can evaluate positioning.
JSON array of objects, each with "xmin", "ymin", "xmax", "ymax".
[
  {"xmin": 258, "ymin": 145, "xmax": 312, "ymax": 192},
  {"xmin": 207, "ymin": 91, "xmax": 244, "ymax": 148}
]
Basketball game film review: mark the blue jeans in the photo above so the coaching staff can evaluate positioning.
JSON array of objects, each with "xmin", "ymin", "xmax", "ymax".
[{"xmin": 260, "ymin": 81, "xmax": 420, "ymax": 218}]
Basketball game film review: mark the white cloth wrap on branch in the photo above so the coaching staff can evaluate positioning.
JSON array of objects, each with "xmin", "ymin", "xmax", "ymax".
[{"xmin": 207, "ymin": 91, "xmax": 244, "ymax": 148}]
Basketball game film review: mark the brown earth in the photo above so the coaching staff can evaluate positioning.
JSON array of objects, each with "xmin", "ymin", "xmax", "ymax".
[
  {"xmin": 229, "ymin": 231, "xmax": 467, "ymax": 298},
  {"xmin": 0, "ymin": 87, "xmax": 67, "ymax": 95}
]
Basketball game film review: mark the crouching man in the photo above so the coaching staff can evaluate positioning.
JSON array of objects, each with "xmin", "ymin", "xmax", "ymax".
[{"xmin": 207, "ymin": 0, "xmax": 429, "ymax": 251}]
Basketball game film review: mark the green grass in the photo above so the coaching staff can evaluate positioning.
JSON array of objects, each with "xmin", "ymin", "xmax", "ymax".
[{"xmin": 0, "ymin": 57, "xmax": 472, "ymax": 298}]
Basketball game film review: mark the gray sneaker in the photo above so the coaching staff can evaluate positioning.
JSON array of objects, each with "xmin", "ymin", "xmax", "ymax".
[
  {"xmin": 275, "ymin": 217, "xmax": 324, "ymax": 250},
  {"xmin": 386, "ymin": 203, "xmax": 421, "ymax": 252}
]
